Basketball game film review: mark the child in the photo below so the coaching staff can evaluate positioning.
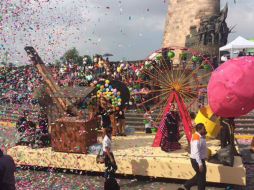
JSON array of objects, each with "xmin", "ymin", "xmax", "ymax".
[{"xmin": 144, "ymin": 107, "xmax": 152, "ymax": 133}]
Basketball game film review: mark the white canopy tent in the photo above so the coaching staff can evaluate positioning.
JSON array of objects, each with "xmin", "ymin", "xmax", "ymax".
[{"xmin": 219, "ymin": 36, "xmax": 254, "ymax": 57}]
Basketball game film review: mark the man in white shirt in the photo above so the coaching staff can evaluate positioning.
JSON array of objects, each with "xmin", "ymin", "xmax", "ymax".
[
  {"xmin": 179, "ymin": 123, "xmax": 207, "ymax": 190},
  {"xmin": 102, "ymin": 132, "xmax": 112, "ymax": 154},
  {"xmin": 102, "ymin": 128, "xmax": 119, "ymax": 190}
]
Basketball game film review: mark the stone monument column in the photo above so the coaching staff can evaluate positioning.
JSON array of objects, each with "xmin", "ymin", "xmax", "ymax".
[{"xmin": 163, "ymin": 0, "xmax": 222, "ymax": 56}]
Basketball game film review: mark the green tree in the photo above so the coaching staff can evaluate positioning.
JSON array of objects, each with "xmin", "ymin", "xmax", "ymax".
[
  {"xmin": 62, "ymin": 48, "xmax": 83, "ymax": 65},
  {"xmin": 54, "ymin": 60, "xmax": 61, "ymax": 67},
  {"xmin": 0, "ymin": 61, "xmax": 6, "ymax": 66},
  {"xmin": 83, "ymin": 55, "xmax": 92, "ymax": 65}
]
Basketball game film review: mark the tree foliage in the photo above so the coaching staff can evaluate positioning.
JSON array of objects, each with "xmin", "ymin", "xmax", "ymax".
[
  {"xmin": 83, "ymin": 55, "xmax": 92, "ymax": 65},
  {"xmin": 61, "ymin": 47, "xmax": 83, "ymax": 65}
]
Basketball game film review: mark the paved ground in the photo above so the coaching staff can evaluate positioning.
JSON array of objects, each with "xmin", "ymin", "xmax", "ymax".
[
  {"xmin": 15, "ymin": 169, "xmax": 226, "ymax": 190},
  {"xmin": 0, "ymin": 126, "xmax": 253, "ymax": 190}
]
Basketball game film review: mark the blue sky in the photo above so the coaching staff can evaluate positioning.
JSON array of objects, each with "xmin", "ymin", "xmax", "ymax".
[{"xmin": 0, "ymin": 0, "xmax": 253, "ymax": 64}]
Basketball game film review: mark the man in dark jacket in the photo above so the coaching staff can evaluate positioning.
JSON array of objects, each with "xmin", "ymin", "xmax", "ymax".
[{"xmin": 0, "ymin": 149, "xmax": 16, "ymax": 190}]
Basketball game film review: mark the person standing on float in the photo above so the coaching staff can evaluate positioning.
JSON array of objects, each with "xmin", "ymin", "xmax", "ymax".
[
  {"xmin": 160, "ymin": 104, "xmax": 181, "ymax": 152},
  {"xmin": 103, "ymin": 128, "xmax": 119, "ymax": 190}
]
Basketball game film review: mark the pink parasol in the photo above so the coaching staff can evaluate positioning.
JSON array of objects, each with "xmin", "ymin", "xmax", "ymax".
[{"xmin": 208, "ymin": 56, "xmax": 254, "ymax": 117}]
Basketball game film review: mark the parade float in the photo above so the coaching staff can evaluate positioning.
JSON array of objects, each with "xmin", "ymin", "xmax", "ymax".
[{"xmin": 7, "ymin": 47, "xmax": 248, "ymax": 186}]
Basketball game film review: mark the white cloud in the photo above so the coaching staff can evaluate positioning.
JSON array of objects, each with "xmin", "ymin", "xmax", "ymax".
[{"xmin": 0, "ymin": 0, "xmax": 253, "ymax": 65}]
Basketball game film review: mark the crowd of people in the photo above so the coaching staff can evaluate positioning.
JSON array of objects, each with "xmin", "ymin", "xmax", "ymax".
[
  {"xmin": 0, "ymin": 51, "xmax": 218, "ymax": 108},
  {"xmin": 0, "ymin": 58, "xmax": 145, "ymax": 107},
  {"xmin": 15, "ymin": 110, "xmax": 50, "ymax": 148},
  {"xmin": 0, "ymin": 66, "xmax": 42, "ymax": 105}
]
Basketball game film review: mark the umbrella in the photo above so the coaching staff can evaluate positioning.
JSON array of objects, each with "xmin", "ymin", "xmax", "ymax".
[
  {"xmin": 103, "ymin": 53, "xmax": 113, "ymax": 57},
  {"xmin": 208, "ymin": 56, "xmax": 254, "ymax": 117}
]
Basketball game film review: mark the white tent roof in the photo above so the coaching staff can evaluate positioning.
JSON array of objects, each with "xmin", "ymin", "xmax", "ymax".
[{"xmin": 219, "ymin": 36, "xmax": 254, "ymax": 51}]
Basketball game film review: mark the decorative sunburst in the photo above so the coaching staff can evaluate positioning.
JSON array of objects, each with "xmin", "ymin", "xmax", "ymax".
[{"xmin": 135, "ymin": 47, "xmax": 214, "ymax": 124}]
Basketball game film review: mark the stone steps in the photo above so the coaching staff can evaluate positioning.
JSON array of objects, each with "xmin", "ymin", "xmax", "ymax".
[
  {"xmin": 125, "ymin": 110, "xmax": 254, "ymax": 135},
  {"xmin": 235, "ymin": 120, "xmax": 254, "ymax": 124},
  {"xmin": 1, "ymin": 105, "xmax": 254, "ymax": 135},
  {"xmin": 235, "ymin": 123, "xmax": 254, "ymax": 127},
  {"xmin": 0, "ymin": 105, "xmax": 39, "ymax": 123},
  {"xmin": 235, "ymin": 128, "xmax": 254, "ymax": 135}
]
